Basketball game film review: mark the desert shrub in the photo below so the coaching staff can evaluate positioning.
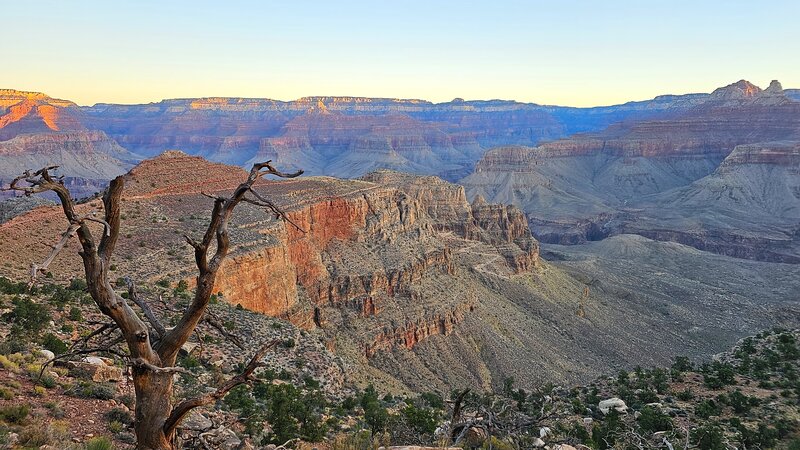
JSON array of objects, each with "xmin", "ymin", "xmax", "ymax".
[
  {"xmin": 0, "ymin": 404, "xmax": 29, "ymax": 424},
  {"xmin": 68, "ymin": 278, "xmax": 88, "ymax": 291},
  {"xmin": 0, "ymin": 276, "xmax": 27, "ymax": 294},
  {"xmin": 361, "ymin": 384, "xmax": 389, "ymax": 435},
  {"xmin": 108, "ymin": 420, "xmax": 124, "ymax": 433},
  {"xmin": 175, "ymin": 279, "xmax": 189, "ymax": 293},
  {"xmin": 329, "ymin": 430, "xmax": 389, "ymax": 450},
  {"xmin": 38, "ymin": 374, "xmax": 57, "ymax": 388},
  {"xmin": 0, "ymin": 355, "xmax": 19, "ymax": 372},
  {"xmin": 692, "ymin": 422, "xmax": 726, "ymax": 450},
  {"xmin": 672, "ymin": 355, "xmax": 693, "ymax": 372},
  {"xmin": 637, "ymin": 405, "xmax": 672, "ymax": 433},
  {"xmin": 702, "ymin": 361, "xmax": 736, "ymax": 389},
  {"xmin": 67, "ymin": 381, "xmax": 116, "ymax": 400},
  {"xmin": 41, "ymin": 332, "xmax": 69, "ymax": 355},
  {"xmin": 729, "ymin": 390, "xmax": 755, "ymax": 414},
  {"xmin": 636, "ymin": 388, "xmax": 659, "ymax": 404},
  {"xmin": 676, "ymin": 388, "xmax": 694, "ymax": 401},
  {"xmin": 0, "ymin": 387, "xmax": 13, "ymax": 400},
  {"xmin": 69, "ymin": 306, "xmax": 83, "ymax": 321},
  {"xmin": 419, "ymin": 391, "xmax": 445, "ymax": 409},
  {"xmin": 3, "ymin": 296, "xmax": 51, "ymax": 337},
  {"xmin": 400, "ymin": 402, "xmax": 440, "ymax": 435},
  {"xmin": 105, "ymin": 407, "xmax": 133, "ymax": 425},
  {"xmin": 591, "ymin": 410, "xmax": 625, "ymax": 449},
  {"xmin": 225, "ymin": 381, "xmax": 328, "ymax": 445},
  {"xmin": 695, "ymin": 399, "xmax": 722, "ymax": 419},
  {"xmin": 84, "ymin": 436, "xmax": 114, "ymax": 450}
]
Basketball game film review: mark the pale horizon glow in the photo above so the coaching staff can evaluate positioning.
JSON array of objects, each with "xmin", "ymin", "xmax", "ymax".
[{"xmin": 3, "ymin": 0, "xmax": 799, "ymax": 107}]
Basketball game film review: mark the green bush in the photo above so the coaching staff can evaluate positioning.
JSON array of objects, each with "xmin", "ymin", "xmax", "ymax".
[
  {"xmin": 68, "ymin": 278, "xmax": 88, "ymax": 291},
  {"xmin": 401, "ymin": 402, "xmax": 440, "ymax": 435},
  {"xmin": 0, "ymin": 276, "xmax": 27, "ymax": 294},
  {"xmin": 105, "ymin": 407, "xmax": 133, "ymax": 425},
  {"xmin": 3, "ymin": 296, "xmax": 51, "ymax": 337},
  {"xmin": 637, "ymin": 405, "xmax": 672, "ymax": 433},
  {"xmin": 41, "ymin": 332, "xmax": 69, "ymax": 355},
  {"xmin": 84, "ymin": 436, "xmax": 114, "ymax": 450},
  {"xmin": 695, "ymin": 399, "xmax": 722, "ymax": 419},
  {"xmin": 676, "ymin": 388, "xmax": 694, "ymax": 401},
  {"xmin": 692, "ymin": 422, "xmax": 726, "ymax": 450},
  {"xmin": 0, "ymin": 404, "xmax": 29, "ymax": 424},
  {"xmin": 69, "ymin": 306, "xmax": 82, "ymax": 321},
  {"xmin": 67, "ymin": 381, "xmax": 116, "ymax": 400}
]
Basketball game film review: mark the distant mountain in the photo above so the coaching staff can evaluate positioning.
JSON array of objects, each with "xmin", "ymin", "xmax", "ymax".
[
  {"xmin": 76, "ymin": 92, "xmax": 718, "ymax": 180},
  {"xmin": 462, "ymin": 80, "xmax": 800, "ymax": 262}
]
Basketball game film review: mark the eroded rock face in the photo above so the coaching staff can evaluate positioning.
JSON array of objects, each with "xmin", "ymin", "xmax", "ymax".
[
  {"xmin": 462, "ymin": 80, "xmax": 800, "ymax": 262},
  {"xmin": 62, "ymin": 154, "xmax": 539, "ymax": 357}
]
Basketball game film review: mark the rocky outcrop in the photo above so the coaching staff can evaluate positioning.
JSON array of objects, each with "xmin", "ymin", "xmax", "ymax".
[
  {"xmin": 365, "ymin": 301, "xmax": 475, "ymax": 357},
  {"xmin": 93, "ymin": 156, "xmax": 542, "ymax": 355}
]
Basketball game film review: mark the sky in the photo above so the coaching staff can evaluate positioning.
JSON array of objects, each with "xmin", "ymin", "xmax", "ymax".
[{"xmin": 3, "ymin": 0, "xmax": 799, "ymax": 107}]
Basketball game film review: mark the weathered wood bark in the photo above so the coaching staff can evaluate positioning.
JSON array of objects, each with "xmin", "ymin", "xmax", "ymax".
[{"xmin": 4, "ymin": 162, "xmax": 302, "ymax": 449}]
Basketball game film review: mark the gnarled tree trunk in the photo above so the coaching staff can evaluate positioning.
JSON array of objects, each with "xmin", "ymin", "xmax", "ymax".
[{"xmin": 4, "ymin": 161, "xmax": 302, "ymax": 449}]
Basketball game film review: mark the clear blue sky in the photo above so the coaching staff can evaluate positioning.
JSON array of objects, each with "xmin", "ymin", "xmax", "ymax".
[{"xmin": 3, "ymin": 0, "xmax": 799, "ymax": 106}]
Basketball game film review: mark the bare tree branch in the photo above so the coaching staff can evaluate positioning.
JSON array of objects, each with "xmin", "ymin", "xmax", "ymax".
[
  {"xmin": 157, "ymin": 162, "xmax": 302, "ymax": 362},
  {"xmin": 162, "ymin": 339, "xmax": 279, "ymax": 437},
  {"xmin": 29, "ymin": 222, "xmax": 80, "ymax": 288},
  {"xmin": 127, "ymin": 278, "xmax": 167, "ymax": 339}
]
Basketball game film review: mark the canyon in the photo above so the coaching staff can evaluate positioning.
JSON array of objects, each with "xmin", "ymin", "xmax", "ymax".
[
  {"xmin": 2, "ymin": 80, "xmax": 800, "ymax": 391},
  {"xmin": 1, "ymin": 152, "xmax": 798, "ymax": 394}
]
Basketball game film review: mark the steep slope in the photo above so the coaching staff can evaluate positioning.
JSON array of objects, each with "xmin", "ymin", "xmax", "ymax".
[
  {"xmin": 1, "ymin": 154, "xmax": 798, "ymax": 393},
  {"xmin": 462, "ymin": 80, "xmax": 800, "ymax": 261},
  {"xmin": 624, "ymin": 141, "xmax": 800, "ymax": 262}
]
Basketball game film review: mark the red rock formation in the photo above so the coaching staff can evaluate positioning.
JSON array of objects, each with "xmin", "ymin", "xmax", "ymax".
[{"xmin": 364, "ymin": 301, "xmax": 475, "ymax": 357}]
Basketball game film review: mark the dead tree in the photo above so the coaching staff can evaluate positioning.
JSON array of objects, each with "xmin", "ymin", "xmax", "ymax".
[{"xmin": 4, "ymin": 162, "xmax": 302, "ymax": 449}]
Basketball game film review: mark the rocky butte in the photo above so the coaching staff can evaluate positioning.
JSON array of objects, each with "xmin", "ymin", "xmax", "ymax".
[{"xmin": 2, "ymin": 151, "xmax": 799, "ymax": 393}]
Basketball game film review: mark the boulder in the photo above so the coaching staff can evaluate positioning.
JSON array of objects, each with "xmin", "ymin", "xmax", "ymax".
[
  {"xmin": 553, "ymin": 445, "xmax": 578, "ymax": 450},
  {"xmin": 532, "ymin": 437, "xmax": 546, "ymax": 447},
  {"xmin": 202, "ymin": 427, "xmax": 241, "ymax": 450},
  {"xmin": 598, "ymin": 397, "xmax": 628, "ymax": 414},
  {"xmin": 67, "ymin": 361, "xmax": 123, "ymax": 382},
  {"xmin": 38, "ymin": 349, "xmax": 55, "ymax": 360},
  {"xmin": 180, "ymin": 411, "xmax": 213, "ymax": 431}
]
